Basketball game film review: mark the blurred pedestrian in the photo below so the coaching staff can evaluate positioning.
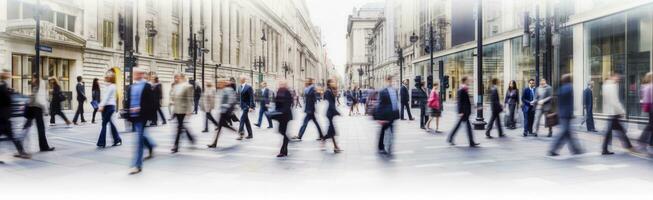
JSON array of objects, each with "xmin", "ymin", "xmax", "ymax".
[
  {"xmin": 237, "ymin": 76, "xmax": 255, "ymax": 140},
  {"xmin": 447, "ymin": 76, "xmax": 479, "ymax": 147},
  {"xmin": 192, "ymin": 80, "xmax": 202, "ymax": 115},
  {"xmin": 171, "ymin": 73, "xmax": 195, "ymax": 153},
  {"xmin": 639, "ymin": 73, "xmax": 653, "ymax": 149},
  {"xmin": 485, "ymin": 78, "xmax": 504, "ymax": 138},
  {"xmin": 400, "ymin": 79, "xmax": 414, "ymax": 120},
  {"xmin": 548, "ymin": 74, "xmax": 583, "ymax": 156},
  {"xmin": 49, "ymin": 77, "xmax": 71, "ymax": 126},
  {"xmin": 72, "ymin": 76, "xmax": 87, "ymax": 125},
  {"xmin": 415, "ymin": 80, "xmax": 428, "ymax": 129},
  {"xmin": 151, "ymin": 76, "xmax": 166, "ymax": 126},
  {"xmin": 425, "ymin": 82, "xmax": 441, "ymax": 133},
  {"xmin": 322, "ymin": 78, "xmax": 342, "ymax": 153},
  {"xmin": 293, "ymin": 78, "xmax": 324, "ymax": 141},
  {"xmin": 91, "ymin": 78, "xmax": 100, "ymax": 124},
  {"xmin": 22, "ymin": 74, "xmax": 54, "ymax": 152},
  {"xmin": 374, "ymin": 75, "xmax": 400, "ymax": 155},
  {"xmin": 504, "ymin": 80, "xmax": 519, "ymax": 129},
  {"xmin": 533, "ymin": 79, "xmax": 553, "ymax": 137},
  {"xmin": 521, "ymin": 79, "xmax": 536, "ymax": 136},
  {"xmin": 201, "ymin": 81, "xmax": 219, "ymax": 133},
  {"xmin": 583, "ymin": 81, "xmax": 597, "ymax": 132},
  {"xmin": 168, "ymin": 81, "xmax": 176, "ymax": 121},
  {"xmin": 127, "ymin": 67, "xmax": 156, "ymax": 175},
  {"xmin": 601, "ymin": 74, "xmax": 634, "ymax": 155},
  {"xmin": 272, "ymin": 80, "xmax": 293, "ymax": 157},
  {"xmin": 0, "ymin": 69, "xmax": 30, "ymax": 159},
  {"xmin": 96, "ymin": 70, "xmax": 122, "ymax": 148},
  {"xmin": 207, "ymin": 80, "xmax": 238, "ymax": 148},
  {"xmin": 254, "ymin": 82, "xmax": 273, "ymax": 128},
  {"xmin": 349, "ymin": 86, "xmax": 360, "ymax": 115}
]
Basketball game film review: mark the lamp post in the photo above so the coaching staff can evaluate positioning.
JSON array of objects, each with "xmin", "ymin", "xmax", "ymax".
[
  {"xmin": 472, "ymin": 0, "xmax": 486, "ymax": 130},
  {"xmin": 396, "ymin": 47, "xmax": 404, "ymax": 88},
  {"xmin": 260, "ymin": 28, "xmax": 267, "ymax": 86},
  {"xmin": 409, "ymin": 32, "xmax": 418, "ymax": 85},
  {"xmin": 357, "ymin": 67, "xmax": 363, "ymax": 89}
]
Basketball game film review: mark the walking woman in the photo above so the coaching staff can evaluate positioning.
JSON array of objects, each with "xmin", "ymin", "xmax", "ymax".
[
  {"xmin": 49, "ymin": 77, "xmax": 71, "ymax": 126},
  {"xmin": 425, "ymin": 82, "xmax": 442, "ymax": 133},
  {"xmin": 201, "ymin": 81, "xmax": 219, "ymax": 133},
  {"xmin": 97, "ymin": 70, "xmax": 122, "ymax": 148},
  {"xmin": 504, "ymin": 80, "xmax": 519, "ymax": 129},
  {"xmin": 273, "ymin": 80, "xmax": 293, "ymax": 157},
  {"xmin": 639, "ymin": 72, "xmax": 653, "ymax": 149},
  {"xmin": 349, "ymin": 86, "xmax": 360, "ymax": 115},
  {"xmin": 170, "ymin": 73, "xmax": 195, "ymax": 153},
  {"xmin": 322, "ymin": 78, "xmax": 342, "ymax": 153},
  {"xmin": 23, "ymin": 74, "xmax": 54, "ymax": 151},
  {"xmin": 207, "ymin": 80, "xmax": 237, "ymax": 148},
  {"xmin": 91, "ymin": 78, "xmax": 101, "ymax": 124}
]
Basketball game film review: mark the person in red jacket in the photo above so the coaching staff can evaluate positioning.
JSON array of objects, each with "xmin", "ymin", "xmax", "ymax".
[{"xmin": 425, "ymin": 82, "xmax": 441, "ymax": 133}]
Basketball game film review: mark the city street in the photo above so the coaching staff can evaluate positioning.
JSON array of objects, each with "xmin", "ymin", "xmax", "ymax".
[{"xmin": 1, "ymin": 103, "xmax": 652, "ymax": 199}]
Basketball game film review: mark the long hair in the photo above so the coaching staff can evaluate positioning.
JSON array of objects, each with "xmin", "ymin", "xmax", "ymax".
[
  {"xmin": 49, "ymin": 77, "xmax": 60, "ymax": 88},
  {"xmin": 92, "ymin": 78, "xmax": 100, "ymax": 91},
  {"xmin": 508, "ymin": 80, "xmax": 517, "ymax": 91}
]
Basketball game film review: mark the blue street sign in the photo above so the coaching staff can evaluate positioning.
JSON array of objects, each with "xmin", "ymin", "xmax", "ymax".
[{"xmin": 38, "ymin": 45, "xmax": 52, "ymax": 53}]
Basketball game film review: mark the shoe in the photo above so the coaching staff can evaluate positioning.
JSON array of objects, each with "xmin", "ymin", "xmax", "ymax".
[
  {"xmin": 97, "ymin": 145, "xmax": 106, "ymax": 148},
  {"xmin": 469, "ymin": 143, "xmax": 480, "ymax": 148},
  {"xmin": 112, "ymin": 141, "xmax": 122, "ymax": 146},
  {"xmin": 144, "ymin": 152, "xmax": 154, "ymax": 160},
  {"xmin": 291, "ymin": 136, "xmax": 301, "ymax": 140},
  {"xmin": 499, "ymin": 134, "xmax": 506, "ymax": 138},
  {"xmin": 548, "ymin": 151, "xmax": 560, "ymax": 156},
  {"xmin": 171, "ymin": 148, "xmax": 179, "ymax": 153},
  {"xmin": 602, "ymin": 151, "xmax": 615, "ymax": 155},
  {"xmin": 236, "ymin": 136, "xmax": 244, "ymax": 140},
  {"xmin": 276, "ymin": 154, "xmax": 287, "ymax": 157},
  {"xmin": 485, "ymin": 134, "xmax": 493, "ymax": 139},
  {"xmin": 40, "ymin": 147, "xmax": 55, "ymax": 152},
  {"xmin": 151, "ymin": 123, "xmax": 158, "ymax": 126},
  {"xmin": 254, "ymin": 124, "xmax": 261, "ymax": 127},
  {"xmin": 73, "ymin": 122, "xmax": 79, "ymax": 126},
  {"xmin": 334, "ymin": 149, "xmax": 343, "ymax": 153},
  {"xmin": 378, "ymin": 150, "xmax": 388, "ymax": 155},
  {"xmin": 207, "ymin": 144, "xmax": 217, "ymax": 148},
  {"xmin": 81, "ymin": 120, "xmax": 87, "ymax": 123},
  {"xmin": 523, "ymin": 132, "xmax": 528, "ymax": 137},
  {"xmin": 245, "ymin": 136, "xmax": 253, "ymax": 139},
  {"xmin": 532, "ymin": 133, "xmax": 538, "ymax": 137},
  {"xmin": 547, "ymin": 133, "xmax": 552, "ymax": 137},
  {"xmin": 447, "ymin": 141, "xmax": 455, "ymax": 146},
  {"xmin": 14, "ymin": 153, "xmax": 31, "ymax": 159},
  {"xmin": 267, "ymin": 126, "xmax": 273, "ymax": 129},
  {"xmin": 409, "ymin": 118, "xmax": 415, "ymax": 121},
  {"xmin": 129, "ymin": 167, "xmax": 142, "ymax": 175}
]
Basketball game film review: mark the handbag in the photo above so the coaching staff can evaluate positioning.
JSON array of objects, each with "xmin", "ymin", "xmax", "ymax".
[
  {"xmin": 266, "ymin": 110, "xmax": 283, "ymax": 120},
  {"xmin": 643, "ymin": 103, "xmax": 651, "ymax": 113},
  {"xmin": 545, "ymin": 112, "xmax": 559, "ymax": 127},
  {"xmin": 90, "ymin": 100, "xmax": 99, "ymax": 109}
]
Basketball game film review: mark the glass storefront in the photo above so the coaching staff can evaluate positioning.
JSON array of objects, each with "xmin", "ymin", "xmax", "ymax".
[
  {"xmin": 511, "ymin": 37, "xmax": 536, "ymax": 91},
  {"xmin": 482, "ymin": 42, "xmax": 504, "ymax": 102},
  {"xmin": 11, "ymin": 54, "xmax": 73, "ymax": 109},
  {"xmin": 442, "ymin": 49, "xmax": 474, "ymax": 101},
  {"xmin": 586, "ymin": 5, "xmax": 652, "ymax": 119}
]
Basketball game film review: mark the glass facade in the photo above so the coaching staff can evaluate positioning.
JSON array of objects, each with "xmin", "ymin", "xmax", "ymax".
[
  {"xmin": 511, "ymin": 37, "xmax": 535, "ymax": 91},
  {"xmin": 586, "ymin": 5, "xmax": 652, "ymax": 119},
  {"xmin": 482, "ymin": 42, "xmax": 504, "ymax": 102},
  {"xmin": 442, "ymin": 49, "xmax": 474, "ymax": 101}
]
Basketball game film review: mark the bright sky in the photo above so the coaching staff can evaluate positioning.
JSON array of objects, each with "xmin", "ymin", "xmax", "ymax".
[{"xmin": 306, "ymin": 0, "xmax": 381, "ymax": 77}]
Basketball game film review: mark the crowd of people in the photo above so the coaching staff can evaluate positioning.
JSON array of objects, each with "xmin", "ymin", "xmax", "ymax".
[{"xmin": 1, "ymin": 66, "xmax": 653, "ymax": 174}]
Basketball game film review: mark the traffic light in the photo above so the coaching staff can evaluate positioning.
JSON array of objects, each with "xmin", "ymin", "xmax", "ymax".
[
  {"xmin": 443, "ymin": 75, "xmax": 450, "ymax": 89},
  {"xmin": 118, "ymin": 14, "xmax": 126, "ymax": 41},
  {"xmin": 427, "ymin": 75, "xmax": 433, "ymax": 89}
]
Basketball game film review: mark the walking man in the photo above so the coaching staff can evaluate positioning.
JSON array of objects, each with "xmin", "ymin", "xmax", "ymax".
[
  {"xmin": 549, "ymin": 74, "xmax": 583, "ymax": 156},
  {"xmin": 447, "ymin": 76, "xmax": 479, "ymax": 147},
  {"xmin": 237, "ymin": 76, "xmax": 255, "ymax": 140},
  {"xmin": 293, "ymin": 78, "xmax": 325, "ymax": 141},
  {"xmin": 72, "ymin": 76, "xmax": 87, "ymax": 125},
  {"xmin": 23, "ymin": 74, "xmax": 55, "ymax": 152},
  {"xmin": 601, "ymin": 74, "xmax": 635, "ymax": 155},
  {"xmin": 254, "ymin": 82, "xmax": 273, "ymax": 128},
  {"xmin": 374, "ymin": 75, "xmax": 400, "ymax": 155},
  {"xmin": 485, "ymin": 78, "xmax": 504, "ymax": 138},
  {"xmin": 583, "ymin": 81, "xmax": 597, "ymax": 132},
  {"xmin": 522, "ymin": 79, "xmax": 536, "ymax": 137},
  {"xmin": 127, "ymin": 67, "xmax": 156, "ymax": 175},
  {"xmin": 0, "ymin": 69, "xmax": 30, "ymax": 159},
  {"xmin": 400, "ymin": 79, "xmax": 414, "ymax": 120}
]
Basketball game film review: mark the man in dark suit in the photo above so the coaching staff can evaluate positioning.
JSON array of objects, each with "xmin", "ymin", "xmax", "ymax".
[
  {"xmin": 192, "ymin": 80, "xmax": 202, "ymax": 114},
  {"xmin": 400, "ymin": 79, "xmax": 414, "ymax": 120},
  {"xmin": 0, "ymin": 69, "xmax": 30, "ymax": 159},
  {"xmin": 273, "ymin": 81, "xmax": 293, "ymax": 157},
  {"xmin": 255, "ymin": 82, "xmax": 273, "ymax": 128},
  {"xmin": 485, "ymin": 78, "xmax": 504, "ymax": 138},
  {"xmin": 522, "ymin": 79, "xmax": 536, "ymax": 137},
  {"xmin": 72, "ymin": 76, "xmax": 87, "ymax": 125},
  {"xmin": 447, "ymin": 76, "xmax": 479, "ymax": 147},
  {"xmin": 549, "ymin": 74, "xmax": 583, "ymax": 156},
  {"xmin": 374, "ymin": 75, "xmax": 400, "ymax": 155},
  {"xmin": 583, "ymin": 81, "xmax": 597, "ymax": 132},
  {"xmin": 127, "ymin": 67, "xmax": 157, "ymax": 175},
  {"xmin": 238, "ymin": 76, "xmax": 255, "ymax": 140},
  {"xmin": 293, "ymin": 78, "xmax": 324, "ymax": 141},
  {"xmin": 151, "ymin": 76, "xmax": 166, "ymax": 126}
]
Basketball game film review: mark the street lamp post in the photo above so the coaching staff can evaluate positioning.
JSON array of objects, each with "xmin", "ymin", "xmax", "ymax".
[
  {"xmin": 260, "ymin": 28, "xmax": 267, "ymax": 86},
  {"xmin": 409, "ymin": 32, "xmax": 419, "ymax": 85},
  {"xmin": 357, "ymin": 67, "xmax": 363, "ymax": 89},
  {"xmin": 33, "ymin": 0, "xmax": 43, "ymax": 80},
  {"xmin": 472, "ymin": 0, "xmax": 486, "ymax": 130},
  {"xmin": 396, "ymin": 47, "xmax": 404, "ymax": 88}
]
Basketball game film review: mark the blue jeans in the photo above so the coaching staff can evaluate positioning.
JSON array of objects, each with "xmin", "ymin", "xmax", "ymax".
[
  {"xmin": 97, "ymin": 105, "xmax": 121, "ymax": 146},
  {"xmin": 133, "ymin": 120, "xmax": 155, "ymax": 168}
]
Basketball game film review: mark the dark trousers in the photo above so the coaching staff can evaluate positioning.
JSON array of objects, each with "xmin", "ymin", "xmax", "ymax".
[
  {"xmin": 523, "ymin": 109, "xmax": 535, "ymax": 134},
  {"xmin": 256, "ymin": 105, "xmax": 272, "ymax": 128},
  {"xmin": 1, "ymin": 116, "xmax": 26, "ymax": 154},
  {"xmin": 152, "ymin": 107, "xmax": 166, "ymax": 125},
  {"xmin": 507, "ymin": 104, "xmax": 516, "ymax": 128},
  {"xmin": 486, "ymin": 111, "xmax": 503, "ymax": 136},
  {"xmin": 550, "ymin": 118, "xmax": 582, "ymax": 154},
  {"xmin": 419, "ymin": 104, "xmax": 428, "ymax": 128},
  {"xmin": 49, "ymin": 105, "xmax": 69, "ymax": 124},
  {"xmin": 210, "ymin": 112, "xmax": 237, "ymax": 146},
  {"xmin": 91, "ymin": 108, "xmax": 98, "ymax": 123},
  {"xmin": 378, "ymin": 120, "xmax": 394, "ymax": 152},
  {"xmin": 585, "ymin": 107, "xmax": 595, "ymax": 131},
  {"xmin": 278, "ymin": 119, "xmax": 290, "ymax": 155},
  {"xmin": 193, "ymin": 99, "xmax": 200, "ymax": 114},
  {"xmin": 324, "ymin": 116, "xmax": 336, "ymax": 139},
  {"xmin": 400, "ymin": 102, "xmax": 413, "ymax": 120},
  {"xmin": 639, "ymin": 111, "xmax": 653, "ymax": 146},
  {"xmin": 72, "ymin": 100, "xmax": 86, "ymax": 123},
  {"xmin": 238, "ymin": 110, "xmax": 253, "ymax": 137},
  {"xmin": 173, "ymin": 114, "xmax": 195, "ymax": 148},
  {"xmin": 447, "ymin": 115, "xmax": 476, "ymax": 145},
  {"xmin": 97, "ymin": 105, "xmax": 121, "ymax": 147},
  {"xmin": 602, "ymin": 115, "xmax": 633, "ymax": 152},
  {"xmin": 23, "ymin": 106, "xmax": 50, "ymax": 150},
  {"xmin": 204, "ymin": 112, "xmax": 219, "ymax": 131},
  {"xmin": 298, "ymin": 113, "xmax": 324, "ymax": 139}
]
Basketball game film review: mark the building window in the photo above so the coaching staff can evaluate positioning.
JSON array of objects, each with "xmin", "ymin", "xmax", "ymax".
[
  {"xmin": 102, "ymin": 20, "xmax": 114, "ymax": 48},
  {"xmin": 172, "ymin": 32, "xmax": 180, "ymax": 59},
  {"xmin": 7, "ymin": 0, "xmax": 20, "ymax": 20},
  {"xmin": 511, "ymin": 37, "xmax": 535, "ymax": 91},
  {"xmin": 67, "ymin": 15, "xmax": 76, "ymax": 32},
  {"xmin": 146, "ymin": 36, "xmax": 154, "ymax": 56},
  {"xmin": 443, "ymin": 49, "xmax": 475, "ymax": 101},
  {"xmin": 56, "ymin": 12, "xmax": 65, "ymax": 28},
  {"xmin": 482, "ymin": 42, "xmax": 504, "ymax": 101}
]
